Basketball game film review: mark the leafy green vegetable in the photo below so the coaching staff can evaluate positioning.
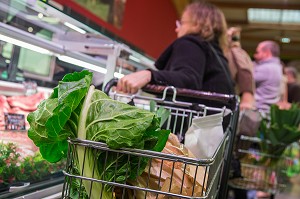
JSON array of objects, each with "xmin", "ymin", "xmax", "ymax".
[
  {"xmin": 28, "ymin": 71, "xmax": 92, "ymax": 162},
  {"xmin": 27, "ymin": 70, "xmax": 170, "ymax": 199},
  {"xmin": 258, "ymin": 104, "xmax": 300, "ymax": 166},
  {"xmin": 149, "ymin": 101, "xmax": 171, "ymax": 128}
]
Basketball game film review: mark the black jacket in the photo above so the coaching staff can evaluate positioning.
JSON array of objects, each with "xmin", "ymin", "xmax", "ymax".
[
  {"xmin": 150, "ymin": 34, "xmax": 234, "ymax": 95},
  {"xmin": 288, "ymin": 82, "xmax": 300, "ymax": 103}
]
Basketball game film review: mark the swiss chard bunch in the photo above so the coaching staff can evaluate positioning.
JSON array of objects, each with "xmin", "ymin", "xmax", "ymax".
[
  {"xmin": 258, "ymin": 104, "xmax": 300, "ymax": 166},
  {"xmin": 27, "ymin": 70, "xmax": 170, "ymax": 199}
]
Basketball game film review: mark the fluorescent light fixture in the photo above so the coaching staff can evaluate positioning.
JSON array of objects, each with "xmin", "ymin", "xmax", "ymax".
[
  {"xmin": 0, "ymin": 33, "xmax": 53, "ymax": 55},
  {"xmin": 58, "ymin": 55, "xmax": 107, "ymax": 74},
  {"xmin": 282, "ymin": 10, "xmax": 300, "ymax": 23},
  {"xmin": 129, "ymin": 55, "xmax": 141, "ymax": 63},
  {"xmin": 57, "ymin": 55, "xmax": 124, "ymax": 78},
  {"xmin": 248, "ymin": 8, "xmax": 300, "ymax": 24},
  {"xmin": 281, "ymin": 37, "xmax": 291, "ymax": 43},
  {"xmin": 64, "ymin": 22, "xmax": 87, "ymax": 34}
]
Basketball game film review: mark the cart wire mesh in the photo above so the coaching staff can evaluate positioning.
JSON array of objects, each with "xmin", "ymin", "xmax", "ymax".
[
  {"xmin": 62, "ymin": 85, "xmax": 239, "ymax": 199},
  {"xmin": 229, "ymin": 135, "xmax": 292, "ymax": 194}
]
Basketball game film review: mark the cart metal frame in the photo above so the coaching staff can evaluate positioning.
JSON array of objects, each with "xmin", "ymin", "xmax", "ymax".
[
  {"xmin": 61, "ymin": 80, "xmax": 239, "ymax": 199},
  {"xmin": 229, "ymin": 135, "xmax": 292, "ymax": 199}
]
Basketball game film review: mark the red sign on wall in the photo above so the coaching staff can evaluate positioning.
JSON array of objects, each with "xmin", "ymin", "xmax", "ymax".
[{"xmin": 51, "ymin": 0, "xmax": 178, "ymax": 59}]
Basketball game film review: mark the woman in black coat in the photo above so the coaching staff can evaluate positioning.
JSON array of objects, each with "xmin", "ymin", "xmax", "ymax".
[{"xmin": 116, "ymin": 1, "xmax": 234, "ymax": 96}]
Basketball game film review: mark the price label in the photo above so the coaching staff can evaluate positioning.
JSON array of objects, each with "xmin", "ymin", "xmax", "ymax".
[{"xmin": 4, "ymin": 113, "xmax": 26, "ymax": 131}]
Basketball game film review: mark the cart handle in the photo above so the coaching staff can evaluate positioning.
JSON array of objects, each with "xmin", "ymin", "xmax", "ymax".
[{"xmin": 104, "ymin": 78, "xmax": 237, "ymax": 107}]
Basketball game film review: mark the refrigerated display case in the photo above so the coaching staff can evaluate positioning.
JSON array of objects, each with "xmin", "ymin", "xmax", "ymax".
[{"xmin": 0, "ymin": 0, "xmax": 155, "ymax": 198}]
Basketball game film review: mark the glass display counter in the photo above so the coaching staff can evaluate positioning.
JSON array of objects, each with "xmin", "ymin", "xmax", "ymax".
[{"xmin": 0, "ymin": 0, "xmax": 154, "ymax": 198}]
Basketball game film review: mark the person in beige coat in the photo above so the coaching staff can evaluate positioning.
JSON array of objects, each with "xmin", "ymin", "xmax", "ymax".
[{"xmin": 226, "ymin": 27, "xmax": 255, "ymax": 110}]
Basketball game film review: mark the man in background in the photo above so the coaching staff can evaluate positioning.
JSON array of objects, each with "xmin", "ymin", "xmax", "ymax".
[
  {"xmin": 253, "ymin": 40, "xmax": 283, "ymax": 114},
  {"xmin": 253, "ymin": 40, "xmax": 283, "ymax": 198},
  {"xmin": 285, "ymin": 66, "xmax": 300, "ymax": 103}
]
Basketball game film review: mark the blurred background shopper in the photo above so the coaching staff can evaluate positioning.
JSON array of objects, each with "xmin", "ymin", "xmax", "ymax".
[
  {"xmin": 226, "ymin": 26, "xmax": 255, "ymax": 110},
  {"xmin": 225, "ymin": 26, "xmax": 256, "ymax": 199},
  {"xmin": 253, "ymin": 40, "xmax": 283, "ymax": 114},
  {"xmin": 285, "ymin": 66, "xmax": 300, "ymax": 104}
]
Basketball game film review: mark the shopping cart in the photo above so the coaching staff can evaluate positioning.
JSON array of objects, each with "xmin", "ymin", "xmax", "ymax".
[
  {"xmin": 61, "ymin": 79, "xmax": 239, "ymax": 199},
  {"xmin": 229, "ymin": 135, "xmax": 292, "ymax": 199}
]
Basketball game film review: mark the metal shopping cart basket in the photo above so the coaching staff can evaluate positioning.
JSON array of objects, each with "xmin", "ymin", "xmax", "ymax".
[
  {"xmin": 61, "ymin": 79, "xmax": 239, "ymax": 199},
  {"xmin": 228, "ymin": 135, "xmax": 292, "ymax": 199}
]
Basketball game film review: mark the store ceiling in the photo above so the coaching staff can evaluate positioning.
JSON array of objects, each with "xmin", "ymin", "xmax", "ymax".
[{"xmin": 172, "ymin": 0, "xmax": 300, "ymax": 64}]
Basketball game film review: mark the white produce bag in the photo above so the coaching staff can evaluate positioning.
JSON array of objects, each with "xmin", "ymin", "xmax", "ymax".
[{"xmin": 184, "ymin": 112, "xmax": 224, "ymax": 159}]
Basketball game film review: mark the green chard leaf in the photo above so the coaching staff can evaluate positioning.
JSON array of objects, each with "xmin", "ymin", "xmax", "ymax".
[
  {"xmin": 84, "ymin": 89, "xmax": 157, "ymax": 149},
  {"xmin": 27, "ymin": 70, "xmax": 92, "ymax": 163},
  {"xmin": 27, "ymin": 70, "xmax": 170, "ymax": 199},
  {"xmin": 149, "ymin": 100, "xmax": 171, "ymax": 128}
]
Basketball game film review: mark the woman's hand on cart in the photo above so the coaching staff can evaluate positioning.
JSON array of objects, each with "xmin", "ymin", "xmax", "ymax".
[{"xmin": 116, "ymin": 70, "xmax": 152, "ymax": 94}]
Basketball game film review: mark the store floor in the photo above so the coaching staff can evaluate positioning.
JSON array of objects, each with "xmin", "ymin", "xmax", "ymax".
[
  {"xmin": 275, "ymin": 174, "xmax": 300, "ymax": 199},
  {"xmin": 275, "ymin": 193, "xmax": 299, "ymax": 199}
]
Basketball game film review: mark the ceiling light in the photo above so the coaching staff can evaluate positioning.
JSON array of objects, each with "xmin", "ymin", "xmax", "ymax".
[
  {"xmin": 0, "ymin": 33, "xmax": 53, "ymax": 55},
  {"xmin": 281, "ymin": 37, "xmax": 291, "ymax": 43},
  {"xmin": 64, "ymin": 22, "xmax": 87, "ymax": 34},
  {"xmin": 248, "ymin": 8, "xmax": 300, "ymax": 24}
]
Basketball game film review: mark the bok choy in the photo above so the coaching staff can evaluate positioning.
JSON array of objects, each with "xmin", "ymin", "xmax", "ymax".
[{"xmin": 27, "ymin": 71, "xmax": 170, "ymax": 199}]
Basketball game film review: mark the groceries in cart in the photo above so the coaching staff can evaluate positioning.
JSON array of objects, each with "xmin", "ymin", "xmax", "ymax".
[
  {"xmin": 26, "ymin": 71, "xmax": 237, "ymax": 199},
  {"xmin": 185, "ymin": 111, "xmax": 224, "ymax": 159},
  {"xmin": 258, "ymin": 104, "xmax": 300, "ymax": 166},
  {"xmin": 229, "ymin": 103, "xmax": 300, "ymax": 194},
  {"xmin": 128, "ymin": 133, "xmax": 207, "ymax": 198},
  {"xmin": 285, "ymin": 142, "xmax": 300, "ymax": 178}
]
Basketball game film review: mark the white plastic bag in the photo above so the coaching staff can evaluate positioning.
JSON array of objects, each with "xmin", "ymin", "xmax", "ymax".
[{"xmin": 184, "ymin": 112, "xmax": 224, "ymax": 159}]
